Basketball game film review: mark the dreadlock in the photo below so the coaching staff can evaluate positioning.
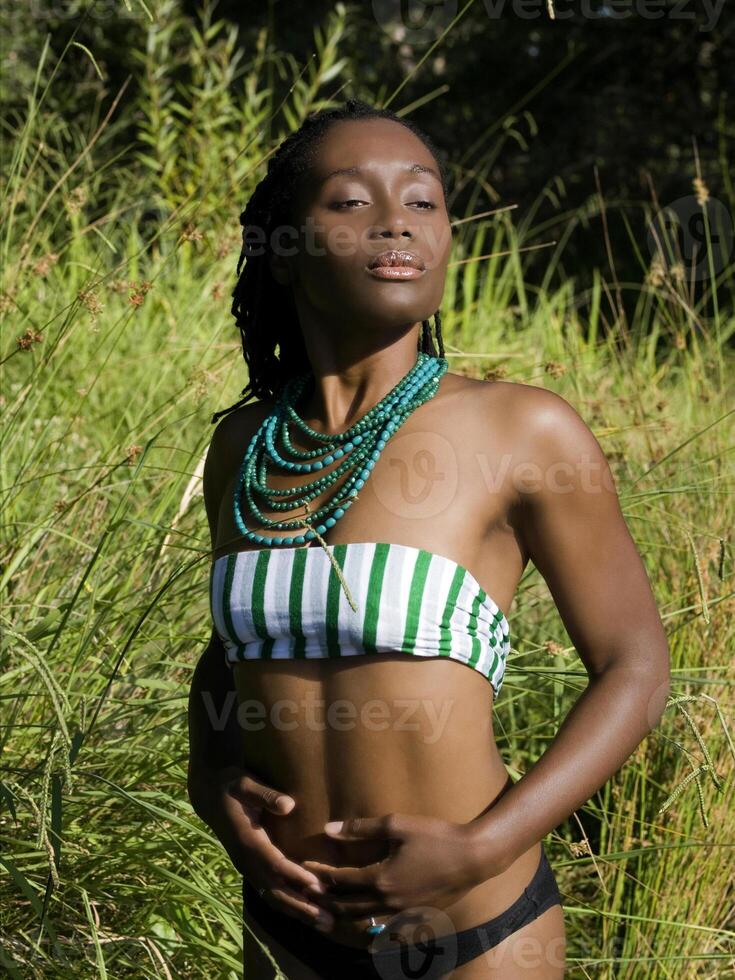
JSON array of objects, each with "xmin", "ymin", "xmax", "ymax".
[{"xmin": 211, "ymin": 98, "xmax": 449, "ymax": 425}]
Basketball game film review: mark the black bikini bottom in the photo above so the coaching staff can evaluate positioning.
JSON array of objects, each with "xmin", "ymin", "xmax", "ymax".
[{"xmin": 242, "ymin": 842, "xmax": 563, "ymax": 979}]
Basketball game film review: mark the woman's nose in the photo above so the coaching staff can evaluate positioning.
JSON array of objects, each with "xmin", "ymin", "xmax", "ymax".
[{"xmin": 369, "ymin": 216, "xmax": 415, "ymax": 242}]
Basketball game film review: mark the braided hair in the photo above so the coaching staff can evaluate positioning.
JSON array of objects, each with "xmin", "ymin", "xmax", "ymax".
[{"xmin": 211, "ymin": 98, "xmax": 449, "ymax": 425}]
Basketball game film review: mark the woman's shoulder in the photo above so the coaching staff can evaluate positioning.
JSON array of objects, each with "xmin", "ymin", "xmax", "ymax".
[
  {"xmin": 209, "ymin": 397, "xmax": 277, "ymax": 453},
  {"xmin": 204, "ymin": 397, "xmax": 277, "ymax": 502},
  {"xmin": 448, "ymin": 371, "xmax": 596, "ymax": 459},
  {"xmin": 446, "ymin": 370, "xmax": 577, "ymax": 418}
]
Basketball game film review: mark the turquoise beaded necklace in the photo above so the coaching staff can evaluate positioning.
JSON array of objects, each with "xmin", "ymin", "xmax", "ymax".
[{"xmin": 233, "ymin": 351, "xmax": 448, "ymax": 547}]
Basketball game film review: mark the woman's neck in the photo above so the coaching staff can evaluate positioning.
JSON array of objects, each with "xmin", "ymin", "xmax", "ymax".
[{"xmin": 296, "ymin": 337, "xmax": 421, "ymax": 435}]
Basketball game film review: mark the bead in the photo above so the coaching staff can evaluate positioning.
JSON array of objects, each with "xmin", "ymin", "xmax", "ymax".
[{"xmin": 232, "ymin": 353, "xmax": 448, "ymax": 544}]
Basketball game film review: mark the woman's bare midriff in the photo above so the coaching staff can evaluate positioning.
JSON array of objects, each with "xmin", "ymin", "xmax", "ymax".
[{"xmin": 233, "ymin": 653, "xmax": 542, "ymax": 950}]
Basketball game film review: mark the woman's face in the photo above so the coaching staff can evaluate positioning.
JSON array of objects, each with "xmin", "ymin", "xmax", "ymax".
[{"xmin": 271, "ymin": 117, "xmax": 453, "ymax": 343}]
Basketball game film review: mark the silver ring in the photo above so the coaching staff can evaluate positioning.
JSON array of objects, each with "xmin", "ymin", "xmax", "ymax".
[
  {"xmin": 366, "ymin": 915, "xmax": 386, "ymax": 936},
  {"xmin": 257, "ymin": 886, "xmax": 266, "ymax": 899}
]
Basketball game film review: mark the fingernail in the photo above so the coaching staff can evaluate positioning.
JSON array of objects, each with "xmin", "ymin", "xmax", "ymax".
[
  {"xmin": 315, "ymin": 911, "xmax": 333, "ymax": 930},
  {"xmin": 324, "ymin": 821, "xmax": 343, "ymax": 834},
  {"xmin": 308, "ymin": 882, "xmax": 325, "ymax": 894}
]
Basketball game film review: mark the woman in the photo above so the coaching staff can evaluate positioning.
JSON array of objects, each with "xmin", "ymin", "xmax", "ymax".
[{"xmin": 188, "ymin": 99, "xmax": 671, "ymax": 979}]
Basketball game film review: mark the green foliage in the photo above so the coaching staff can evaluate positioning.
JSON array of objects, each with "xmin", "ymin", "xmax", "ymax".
[{"xmin": 1, "ymin": 3, "xmax": 734, "ymax": 977}]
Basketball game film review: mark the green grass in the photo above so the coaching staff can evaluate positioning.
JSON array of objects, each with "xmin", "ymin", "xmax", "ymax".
[{"xmin": 1, "ymin": 4, "xmax": 734, "ymax": 977}]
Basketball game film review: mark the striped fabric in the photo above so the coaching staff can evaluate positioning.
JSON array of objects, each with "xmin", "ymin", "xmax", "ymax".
[{"xmin": 209, "ymin": 542, "xmax": 510, "ymax": 698}]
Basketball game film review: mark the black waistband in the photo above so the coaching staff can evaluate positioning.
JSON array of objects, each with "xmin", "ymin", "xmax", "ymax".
[{"xmin": 243, "ymin": 843, "xmax": 563, "ymax": 979}]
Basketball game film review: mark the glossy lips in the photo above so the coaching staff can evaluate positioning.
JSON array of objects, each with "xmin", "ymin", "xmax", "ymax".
[{"xmin": 366, "ymin": 249, "xmax": 426, "ymax": 280}]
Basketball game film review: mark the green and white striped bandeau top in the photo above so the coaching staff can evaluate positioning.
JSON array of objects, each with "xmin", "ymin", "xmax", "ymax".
[{"xmin": 209, "ymin": 542, "xmax": 510, "ymax": 698}]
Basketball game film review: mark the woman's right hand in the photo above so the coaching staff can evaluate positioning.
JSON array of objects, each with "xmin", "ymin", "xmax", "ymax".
[{"xmin": 190, "ymin": 764, "xmax": 334, "ymax": 930}]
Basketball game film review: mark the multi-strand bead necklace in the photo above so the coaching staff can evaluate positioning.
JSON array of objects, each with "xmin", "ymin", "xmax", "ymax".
[{"xmin": 233, "ymin": 351, "xmax": 448, "ymax": 548}]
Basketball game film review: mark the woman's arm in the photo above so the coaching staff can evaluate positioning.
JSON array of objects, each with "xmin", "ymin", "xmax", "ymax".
[
  {"xmin": 302, "ymin": 387, "xmax": 671, "ymax": 918},
  {"xmin": 466, "ymin": 387, "xmax": 671, "ymax": 876},
  {"xmin": 187, "ymin": 416, "xmax": 330, "ymax": 920},
  {"xmin": 187, "ymin": 415, "xmax": 248, "ymax": 820},
  {"xmin": 187, "ymin": 628, "xmax": 251, "ymax": 817}
]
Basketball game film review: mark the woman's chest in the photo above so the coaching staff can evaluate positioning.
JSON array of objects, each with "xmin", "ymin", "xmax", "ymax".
[{"xmin": 215, "ymin": 389, "xmax": 522, "ymax": 590}]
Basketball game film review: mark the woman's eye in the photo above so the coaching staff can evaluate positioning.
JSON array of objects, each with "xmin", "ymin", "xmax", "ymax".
[{"xmin": 333, "ymin": 200, "xmax": 436, "ymax": 210}]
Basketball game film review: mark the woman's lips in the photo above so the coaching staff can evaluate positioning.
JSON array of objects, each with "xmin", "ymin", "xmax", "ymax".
[{"xmin": 365, "ymin": 265, "xmax": 426, "ymax": 280}]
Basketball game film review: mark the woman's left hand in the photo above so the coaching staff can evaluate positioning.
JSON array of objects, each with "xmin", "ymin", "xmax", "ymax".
[{"xmin": 301, "ymin": 812, "xmax": 488, "ymax": 921}]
